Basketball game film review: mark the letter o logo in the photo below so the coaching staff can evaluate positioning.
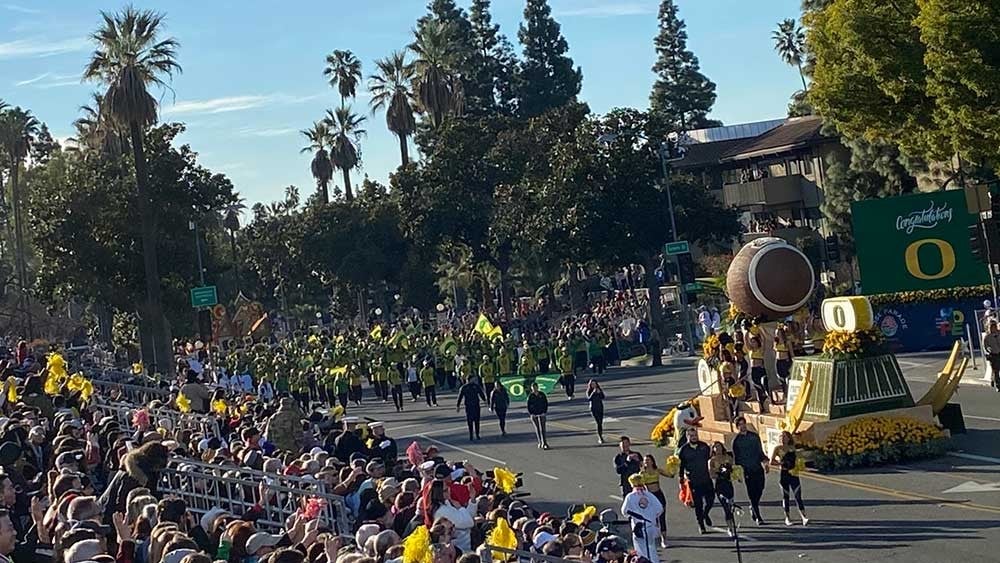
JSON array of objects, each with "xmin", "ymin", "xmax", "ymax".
[
  {"xmin": 509, "ymin": 382, "xmax": 524, "ymax": 398},
  {"xmin": 904, "ymin": 239, "xmax": 955, "ymax": 280}
]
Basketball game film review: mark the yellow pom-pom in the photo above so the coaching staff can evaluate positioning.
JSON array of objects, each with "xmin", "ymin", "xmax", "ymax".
[
  {"xmin": 67, "ymin": 373, "xmax": 86, "ymax": 392},
  {"xmin": 132, "ymin": 362, "xmax": 144, "ymax": 375},
  {"xmin": 727, "ymin": 383, "xmax": 746, "ymax": 399},
  {"xmin": 570, "ymin": 505, "xmax": 596, "ymax": 526},
  {"xmin": 487, "ymin": 518, "xmax": 517, "ymax": 561},
  {"xmin": 494, "ymin": 466, "xmax": 517, "ymax": 494},
  {"xmin": 176, "ymin": 394, "xmax": 192, "ymax": 413},
  {"xmin": 6, "ymin": 380, "xmax": 18, "ymax": 404},
  {"xmin": 402, "ymin": 525, "xmax": 432, "ymax": 563},
  {"xmin": 80, "ymin": 380, "xmax": 94, "ymax": 403},
  {"xmin": 47, "ymin": 353, "xmax": 67, "ymax": 378},
  {"xmin": 212, "ymin": 399, "xmax": 228, "ymax": 415},
  {"xmin": 732, "ymin": 465, "xmax": 745, "ymax": 483},
  {"xmin": 790, "ymin": 456, "xmax": 806, "ymax": 476},
  {"xmin": 44, "ymin": 374, "xmax": 61, "ymax": 396},
  {"xmin": 664, "ymin": 455, "xmax": 681, "ymax": 478}
]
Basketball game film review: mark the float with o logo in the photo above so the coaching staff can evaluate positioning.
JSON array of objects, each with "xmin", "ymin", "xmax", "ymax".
[{"xmin": 652, "ymin": 237, "xmax": 961, "ymax": 468}]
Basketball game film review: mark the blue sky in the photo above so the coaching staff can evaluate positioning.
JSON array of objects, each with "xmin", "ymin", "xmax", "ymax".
[{"xmin": 1, "ymin": 0, "xmax": 803, "ymax": 205}]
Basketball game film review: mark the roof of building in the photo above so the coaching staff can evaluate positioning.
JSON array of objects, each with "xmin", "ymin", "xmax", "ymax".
[
  {"xmin": 719, "ymin": 115, "xmax": 828, "ymax": 162},
  {"xmin": 676, "ymin": 115, "xmax": 832, "ymax": 169}
]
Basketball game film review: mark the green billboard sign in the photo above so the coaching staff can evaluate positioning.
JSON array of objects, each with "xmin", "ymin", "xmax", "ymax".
[
  {"xmin": 851, "ymin": 190, "xmax": 988, "ymax": 294},
  {"xmin": 190, "ymin": 286, "xmax": 218, "ymax": 308}
]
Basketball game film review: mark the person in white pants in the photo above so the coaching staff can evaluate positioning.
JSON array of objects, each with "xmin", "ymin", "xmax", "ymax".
[{"xmin": 621, "ymin": 473, "xmax": 664, "ymax": 563}]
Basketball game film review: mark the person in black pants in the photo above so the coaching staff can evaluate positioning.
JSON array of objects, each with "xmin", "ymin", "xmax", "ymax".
[
  {"xmin": 490, "ymin": 383, "xmax": 510, "ymax": 436},
  {"xmin": 456, "ymin": 378, "xmax": 487, "ymax": 441},
  {"xmin": 732, "ymin": 416, "xmax": 768, "ymax": 524},
  {"xmin": 613, "ymin": 436, "xmax": 641, "ymax": 496},
  {"xmin": 527, "ymin": 383, "xmax": 550, "ymax": 449},
  {"xmin": 587, "ymin": 380, "xmax": 606, "ymax": 444},
  {"xmin": 678, "ymin": 427, "xmax": 714, "ymax": 534}
]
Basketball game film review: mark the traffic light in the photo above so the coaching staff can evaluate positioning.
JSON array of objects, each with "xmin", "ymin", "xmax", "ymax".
[
  {"xmin": 969, "ymin": 222, "xmax": 986, "ymax": 262},
  {"xmin": 677, "ymin": 253, "xmax": 696, "ymax": 284},
  {"xmin": 824, "ymin": 235, "xmax": 841, "ymax": 263}
]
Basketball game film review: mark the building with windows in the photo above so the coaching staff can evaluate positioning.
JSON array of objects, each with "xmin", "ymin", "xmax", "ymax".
[{"xmin": 675, "ymin": 115, "xmax": 845, "ymax": 240}]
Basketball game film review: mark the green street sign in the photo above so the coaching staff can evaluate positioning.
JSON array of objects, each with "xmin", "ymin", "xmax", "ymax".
[
  {"xmin": 190, "ymin": 286, "xmax": 218, "ymax": 308},
  {"xmin": 498, "ymin": 374, "xmax": 560, "ymax": 402},
  {"xmin": 664, "ymin": 241, "xmax": 690, "ymax": 256},
  {"xmin": 684, "ymin": 282, "xmax": 702, "ymax": 292}
]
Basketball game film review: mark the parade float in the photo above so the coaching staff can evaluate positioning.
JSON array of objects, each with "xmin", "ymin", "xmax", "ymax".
[{"xmin": 651, "ymin": 237, "xmax": 959, "ymax": 469}]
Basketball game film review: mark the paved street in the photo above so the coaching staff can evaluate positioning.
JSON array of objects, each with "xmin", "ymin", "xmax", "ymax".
[{"xmin": 352, "ymin": 352, "xmax": 1000, "ymax": 563}]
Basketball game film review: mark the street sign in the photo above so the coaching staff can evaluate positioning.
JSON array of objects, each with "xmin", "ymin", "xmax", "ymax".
[
  {"xmin": 664, "ymin": 241, "xmax": 690, "ymax": 256},
  {"xmin": 684, "ymin": 282, "xmax": 702, "ymax": 292},
  {"xmin": 190, "ymin": 286, "xmax": 218, "ymax": 308}
]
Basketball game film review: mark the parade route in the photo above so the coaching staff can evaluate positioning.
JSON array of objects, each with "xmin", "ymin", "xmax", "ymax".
[{"xmin": 353, "ymin": 355, "xmax": 1000, "ymax": 563}]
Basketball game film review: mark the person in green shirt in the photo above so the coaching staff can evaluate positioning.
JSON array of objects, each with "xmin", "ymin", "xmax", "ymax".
[
  {"xmin": 372, "ymin": 359, "xmax": 389, "ymax": 403},
  {"xmin": 387, "ymin": 361, "xmax": 404, "ymax": 412},
  {"xmin": 420, "ymin": 360, "xmax": 438, "ymax": 407},
  {"xmin": 573, "ymin": 334, "xmax": 588, "ymax": 377},
  {"xmin": 334, "ymin": 372, "xmax": 350, "ymax": 410},
  {"xmin": 588, "ymin": 331, "xmax": 605, "ymax": 375},
  {"xmin": 536, "ymin": 336, "xmax": 551, "ymax": 374},
  {"xmin": 348, "ymin": 366, "xmax": 364, "ymax": 406},
  {"xmin": 498, "ymin": 347, "xmax": 512, "ymax": 377},
  {"xmin": 458, "ymin": 358, "xmax": 472, "ymax": 384},
  {"xmin": 479, "ymin": 354, "xmax": 496, "ymax": 397},
  {"xmin": 558, "ymin": 350, "xmax": 574, "ymax": 399},
  {"xmin": 518, "ymin": 346, "xmax": 537, "ymax": 386}
]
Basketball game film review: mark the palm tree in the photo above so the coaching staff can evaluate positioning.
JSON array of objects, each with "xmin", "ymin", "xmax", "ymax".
[
  {"xmin": 72, "ymin": 93, "xmax": 128, "ymax": 157},
  {"xmin": 773, "ymin": 18, "xmax": 807, "ymax": 91},
  {"xmin": 300, "ymin": 121, "xmax": 334, "ymax": 204},
  {"xmin": 221, "ymin": 199, "xmax": 246, "ymax": 294},
  {"xmin": 369, "ymin": 51, "xmax": 418, "ymax": 166},
  {"xmin": 324, "ymin": 49, "xmax": 362, "ymax": 108},
  {"xmin": 323, "ymin": 107, "xmax": 366, "ymax": 202},
  {"xmin": 0, "ymin": 106, "xmax": 39, "ymax": 336},
  {"xmin": 410, "ymin": 20, "xmax": 464, "ymax": 128},
  {"xmin": 83, "ymin": 6, "xmax": 181, "ymax": 373}
]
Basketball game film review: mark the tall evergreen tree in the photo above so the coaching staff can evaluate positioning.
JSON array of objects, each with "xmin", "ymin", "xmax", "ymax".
[
  {"xmin": 468, "ymin": 0, "xmax": 519, "ymax": 116},
  {"xmin": 517, "ymin": 0, "xmax": 582, "ymax": 118},
  {"xmin": 649, "ymin": 0, "xmax": 717, "ymax": 130}
]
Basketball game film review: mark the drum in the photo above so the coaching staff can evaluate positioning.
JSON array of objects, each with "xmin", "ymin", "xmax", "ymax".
[{"xmin": 726, "ymin": 237, "xmax": 815, "ymax": 320}]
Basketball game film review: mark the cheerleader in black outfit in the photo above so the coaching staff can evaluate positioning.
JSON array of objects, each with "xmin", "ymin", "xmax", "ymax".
[{"xmin": 772, "ymin": 431, "xmax": 810, "ymax": 526}]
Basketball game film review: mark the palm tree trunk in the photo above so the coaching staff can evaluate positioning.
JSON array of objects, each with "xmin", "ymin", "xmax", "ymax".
[
  {"xmin": 129, "ymin": 120, "xmax": 172, "ymax": 374},
  {"xmin": 10, "ymin": 162, "xmax": 28, "ymax": 337},
  {"xmin": 797, "ymin": 62, "xmax": 808, "ymax": 91},
  {"xmin": 229, "ymin": 229, "xmax": 241, "ymax": 295},
  {"xmin": 343, "ymin": 168, "xmax": 353, "ymax": 201},
  {"xmin": 398, "ymin": 134, "xmax": 409, "ymax": 166},
  {"xmin": 320, "ymin": 180, "xmax": 330, "ymax": 205}
]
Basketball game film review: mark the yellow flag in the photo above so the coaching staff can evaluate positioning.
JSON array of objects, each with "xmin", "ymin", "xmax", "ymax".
[
  {"xmin": 473, "ymin": 314, "xmax": 495, "ymax": 337},
  {"xmin": 370, "ymin": 325, "xmax": 383, "ymax": 341},
  {"xmin": 487, "ymin": 325, "xmax": 504, "ymax": 341}
]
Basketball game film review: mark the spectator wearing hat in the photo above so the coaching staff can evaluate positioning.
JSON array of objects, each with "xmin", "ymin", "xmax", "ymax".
[
  {"xmin": 333, "ymin": 418, "xmax": 365, "ymax": 464},
  {"xmin": 366, "ymin": 422, "xmax": 397, "ymax": 468}
]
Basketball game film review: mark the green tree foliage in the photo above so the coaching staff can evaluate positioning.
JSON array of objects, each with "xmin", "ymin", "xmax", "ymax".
[
  {"xmin": 368, "ymin": 51, "xmax": 418, "ymax": 166},
  {"xmin": 469, "ymin": 0, "xmax": 519, "ymax": 116},
  {"xmin": 517, "ymin": 0, "xmax": 582, "ymax": 118},
  {"xmin": 773, "ymin": 18, "xmax": 808, "ymax": 91},
  {"xmin": 300, "ymin": 121, "xmax": 334, "ymax": 204},
  {"xmin": 649, "ymin": 0, "xmax": 718, "ymax": 129},
  {"xmin": 323, "ymin": 107, "xmax": 366, "ymax": 201},
  {"xmin": 805, "ymin": 0, "xmax": 940, "ymax": 159},
  {"xmin": 28, "ymin": 124, "xmax": 238, "ymax": 333},
  {"xmin": 916, "ymin": 0, "xmax": 1000, "ymax": 167},
  {"xmin": 410, "ymin": 20, "xmax": 465, "ymax": 130}
]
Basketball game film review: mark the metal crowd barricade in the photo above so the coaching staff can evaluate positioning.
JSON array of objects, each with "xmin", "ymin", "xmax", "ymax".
[
  {"xmin": 158, "ymin": 459, "xmax": 352, "ymax": 536},
  {"xmin": 91, "ymin": 400, "xmax": 222, "ymax": 436},
  {"xmin": 91, "ymin": 379, "xmax": 172, "ymax": 404},
  {"xmin": 484, "ymin": 545, "xmax": 575, "ymax": 563}
]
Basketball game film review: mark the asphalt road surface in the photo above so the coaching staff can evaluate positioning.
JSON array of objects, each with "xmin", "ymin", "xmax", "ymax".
[{"xmin": 354, "ymin": 352, "xmax": 1000, "ymax": 563}]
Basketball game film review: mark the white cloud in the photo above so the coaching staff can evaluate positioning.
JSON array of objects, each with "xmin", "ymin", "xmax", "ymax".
[
  {"xmin": 0, "ymin": 37, "xmax": 89, "ymax": 59},
  {"xmin": 14, "ymin": 72, "xmax": 79, "ymax": 88},
  {"xmin": 162, "ymin": 91, "xmax": 328, "ymax": 116},
  {"xmin": 4, "ymin": 4, "xmax": 40, "ymax": 14},
  {"xmin": 237, "ymin": 127, "xmax": 298, "ymax": 138},
  {"xmin": 162, "ymin": 95, "xmax": 271, "ymax": 116},
  {"xmin": 556, "ymin": 1, "xmax": 655, "ymax": 18}
]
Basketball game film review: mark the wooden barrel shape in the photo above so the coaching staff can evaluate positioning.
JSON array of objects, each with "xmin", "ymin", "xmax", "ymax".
[{"xmin": 726, "ymin": 237, "xmax": 815, "ymax": 320}]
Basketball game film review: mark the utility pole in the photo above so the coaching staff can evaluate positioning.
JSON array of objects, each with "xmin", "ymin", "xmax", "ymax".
[
  {"xmin": 658, "ymin": 138, "xmax": 696, "ymax": 355},
  {"xmin": 190, "ymin": 220, "xmax": 206, "ymax": 286}
]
